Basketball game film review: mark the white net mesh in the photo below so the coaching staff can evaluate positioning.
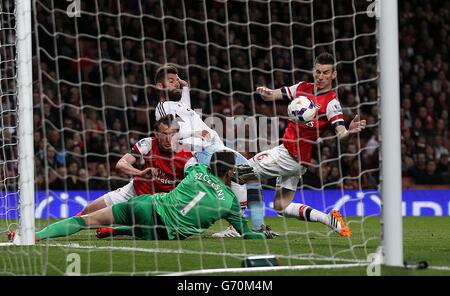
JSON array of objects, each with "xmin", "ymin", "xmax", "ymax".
[
  {"xmin": 1, "ymin": 0, "xmax": 382, "ymax": 275},
  {"xmin": 1, "ymin": 0, "xmax": 38, "ymax": 274},
  {"xmin": 1, "ymin": 0, "xmax": 20, "ymax": 239}
]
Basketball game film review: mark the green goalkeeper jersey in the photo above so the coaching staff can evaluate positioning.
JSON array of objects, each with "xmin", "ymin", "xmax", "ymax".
[{"xmin": 152, "ymin": 164, "xmax": 256, "ymax": 239}]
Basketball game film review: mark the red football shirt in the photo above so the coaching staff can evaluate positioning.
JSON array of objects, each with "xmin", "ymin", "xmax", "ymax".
[
  {"xmin": 281, "ymin": 81, "xmax": 345, "ymax": 164},
  {"xmin": 131, "ymin": 137, "xmax": 193, "ymax": 195}
]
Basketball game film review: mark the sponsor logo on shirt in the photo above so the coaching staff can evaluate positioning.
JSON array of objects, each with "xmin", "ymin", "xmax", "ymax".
[
  {"xmin": 155, "ymin": 177, "xmax": 177, "ymax": 185},
  {"xmin": 305, "ymin": 121, "xmax": 315, "ymax": 128},
  {"xmin": 332, "ymin": 103, "xmax": 342, "ymax": 113},
  {"xmin": 137, "ymin": 139, "xmax": 148, "ymax": 149},
  {"xmin": 152, "ymin": 168, "xmax": 177, "ymax": 185}
]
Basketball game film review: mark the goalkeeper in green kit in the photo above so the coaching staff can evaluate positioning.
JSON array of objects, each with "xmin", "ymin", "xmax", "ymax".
[{"xmin": 9, "ymin": 151, "xmax": 269, "ymax": 242}]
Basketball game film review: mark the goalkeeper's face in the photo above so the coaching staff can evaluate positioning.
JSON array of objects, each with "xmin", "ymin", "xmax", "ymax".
[
  {"xmin": 313, "ymin": 63, "xmax": 336, "ymax": 91},
  {"xmin": 157, "ymin": 73, "xmax": 182, "ymax": 101}
]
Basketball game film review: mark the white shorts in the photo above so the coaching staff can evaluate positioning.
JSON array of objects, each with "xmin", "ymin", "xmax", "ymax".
[
  {"xmin": 248, "ymin": 144, "xmax": 307, "ymax": 191},
  {"xmin": 102, "ymin": 180, "xmax": 137, "ymax": 207}
]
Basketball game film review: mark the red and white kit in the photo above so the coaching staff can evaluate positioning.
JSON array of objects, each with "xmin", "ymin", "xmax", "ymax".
[
  {"xmin": 249, "ymin": 81, "xmax": 345, "ymax": 191},
  {"xmin": 103, "ymin": 137, "xmax": 192, "ymax": 206}
]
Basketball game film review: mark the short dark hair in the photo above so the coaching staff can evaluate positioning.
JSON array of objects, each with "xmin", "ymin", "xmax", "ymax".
[
  {"xmin": 154, "ymin": 65, "xmax": 178, "ymax": 84},
  {"xmin": 314, "ymin": 52, "xmax": 336, "ymax": 68},
  {"xmin": 153, "ymin": 114, "xmax": 178, "ymax": 131},
  {"xmin": 210, "ymin": 151, "xmax": 236, "ymax": 178}
]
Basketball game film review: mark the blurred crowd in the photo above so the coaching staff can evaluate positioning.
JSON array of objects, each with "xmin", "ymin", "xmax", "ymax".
[
  {"xmin": 1, "ymin": 0, "xmax": 448, "ymax": 192},
  {"xmin": 398, "ymin": 0, "xmax": 450, "ymax": 186}
]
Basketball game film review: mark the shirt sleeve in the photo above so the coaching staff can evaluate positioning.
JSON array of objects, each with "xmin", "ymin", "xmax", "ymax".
[
  {"xmin": 326, "ymin": 98, "xmax": 345, "ymax": 128},
  {"xmin": 281, "ymin": 81, "xmax": 303, "ymax": 101},
  {"xmin": 132, "ymin": 137, "xmax": 153, "ymax": 155},
  {"xmin": 180, "ymin": 86, "xmax": 191, "ymax": 109},
  {"xmin": 183, "ymin": 163, "xmax": 197, "ymax": 176},
  {"xmin": 155, "ymin": 103, "xmax": 162, "ymax": 121},
  {"xmin": 177, "ymin": 128, "xmax": 216, "ymax": 147},
  {"xmin": 156, "ymin": 101, "xmax": 174, "ymax": 120}
]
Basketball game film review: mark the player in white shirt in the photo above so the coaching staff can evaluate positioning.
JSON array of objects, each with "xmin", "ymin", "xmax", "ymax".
[{"xmin": 153, "ymin": 65, "xmax": 276, "ymax": 238}]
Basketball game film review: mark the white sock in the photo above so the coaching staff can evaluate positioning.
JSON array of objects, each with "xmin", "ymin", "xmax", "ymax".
[
  {"xmin": 231, "ymin": 181, "xmax": 247, "ymax": 214},
  {"xmin": 283, "ymin": 203, "xmax": 328, "ymax": 225},
  {"xmin": 309, "ymin": 208, "xmax": 329, "ymax": 225}
]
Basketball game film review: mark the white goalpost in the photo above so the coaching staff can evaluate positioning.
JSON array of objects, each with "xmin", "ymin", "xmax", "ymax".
[
  {"xmin": 15, "ymin": 0, "xmax": 35, "ymax": 246},
  {"xmin": 379, "ymin": 0, "xmax": 403, "ymax": 267}
]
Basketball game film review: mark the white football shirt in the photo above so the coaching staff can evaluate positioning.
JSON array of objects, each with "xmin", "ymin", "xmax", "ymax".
[{"xmin": 155, "ymin": 87, "xmax": 223, "ymax": 152}]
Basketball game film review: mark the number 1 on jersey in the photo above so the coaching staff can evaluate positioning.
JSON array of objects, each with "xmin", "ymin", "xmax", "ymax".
[{"xmin": 180, "ymin": 191, "xmax": 206, "ymax": 216}]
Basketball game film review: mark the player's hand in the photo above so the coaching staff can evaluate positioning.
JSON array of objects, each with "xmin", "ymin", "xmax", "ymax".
[
  {"xmin": 348, "ymin": 115, "xmax": 366, "ymax": 134},
  {"xmin": 138, "ymin": 167, "xmax": 158, "ymax": 177},
  {"xmin": 198, "ymin": 130, "xmax": 211, "ymax": 142},
  {"xmin": 256, "ymin": 86, "xmax": 274, "ymax": 100},
  {"xmin": 177, "ymin": 75, "xmax": 188, "ymax": 88}
]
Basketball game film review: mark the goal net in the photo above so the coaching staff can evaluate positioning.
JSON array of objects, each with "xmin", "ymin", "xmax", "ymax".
[
  {"xmin": 1, "ymin": 0, "xmax": 382, "ymax": 275},
  {"xmin": 1, "ymin": 0, "xmax": 36, "ymax": 271},
  {"xmin": 0, "ymin": 0, "xmax": 18, "ymax": 229}
]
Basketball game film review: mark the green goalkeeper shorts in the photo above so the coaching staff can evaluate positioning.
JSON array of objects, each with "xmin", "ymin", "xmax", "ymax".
[{"xmin": 111, "ymin": 194, "xmax": 169, "ymax": 240}]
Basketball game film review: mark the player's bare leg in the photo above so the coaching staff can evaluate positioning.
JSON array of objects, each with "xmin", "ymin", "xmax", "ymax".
[
  {"xmin": 77, "ymin": 182, "xmax": 136, "ymax": 216},
  {"xmin": 79, "ymin": 196, "xmax": 107, "ymax": 215},
  {"xmin": 273, "ymin": 187, "xmax": 296, "ymax": 211},
  {"xmin": 232, "ymin": 151, "xmax": 267, "ymax": 232},
  {"xmin": 274, "ymin": 187, "xmax": 352, "ymax": 237},
  {"xmin": 80, "ymin": 196, "xmax": 135, "ymax": 238},
  {"xmin": 82, "ymin": 206, "xmax": 115, "ymax": 227}
]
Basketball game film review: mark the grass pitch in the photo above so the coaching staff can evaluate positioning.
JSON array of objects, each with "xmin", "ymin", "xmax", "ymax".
[{"xmin": 0, "ymin": 217, "xmax": 449, "ymax": 276}]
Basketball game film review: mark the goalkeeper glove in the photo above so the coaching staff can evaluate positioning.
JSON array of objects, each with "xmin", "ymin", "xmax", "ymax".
[
  {"xmin": 243, "ymin": 225, "xmax": 278, "ymax": 240},
  {"xmin": 231, "ymin": 164, "xmax": 258, "ymax": 185}
]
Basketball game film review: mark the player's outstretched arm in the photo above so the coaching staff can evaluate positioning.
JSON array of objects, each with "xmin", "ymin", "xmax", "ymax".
[
  {"xmin": 335, "ymin": 114, "xmax": 367, "ymax": 141},
  {"xmin": 231, "ymin": 220, "xmax": 265, "ymax": 240},
  {"xmin": 177, "ymin": 129, "xmax": 212, "ymax": 142},
  {"xmin": 172, "ymin": 130, "xmax": 216, "ymax": 151},
  {"xmin": 116, "ymin": 153, "xmax": 153, "ymax": 177},
  {"xmin": 178, "ymin": 75, "xmax": 191, "ymax": 108},
  {"xmin": 256, "ymin": 86, "xmax": 283, "ymax": 101},
  {"xmin": 177, "ymin": 75, "xmax": 188, "ymax": 88}
]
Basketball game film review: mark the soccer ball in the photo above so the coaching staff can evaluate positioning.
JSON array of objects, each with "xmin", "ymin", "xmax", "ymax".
[{"xmin": 287, "ymin": 96, "xmax": 316, "ymax": 123}]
